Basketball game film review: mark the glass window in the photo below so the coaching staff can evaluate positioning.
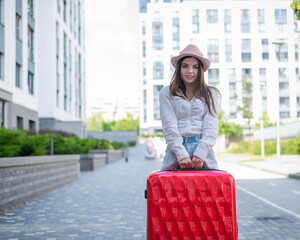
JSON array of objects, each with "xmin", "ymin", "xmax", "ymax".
[
  {"xmin": 206, "ymin": 10, "xmax": 218, "ymax": 24},
  {"xmin": 208, "ymin": 68, "xmax": 220, "ymax": 88},
  {"xmin": 17, "ymin": 116, "xmax": 24, "ymax": 130},
  {"xmin": 278, "ymin": 68, "xmax": 288, "ymax": 80},
  {"xmin": 142, "ymin": 41, "xmax": 146, "ymax": 58},
  {"xmin": 28, "ymin": 0, "xmax": 34, "ymax": 18},
  {"xmin": 257, "ymin": 9, "xmax": 265, "ymax": 32},
  {"xmin": 241, "ymin": 39, "xmax": 251, "ymax": 62},
  {"xmin": 240, "ymin": 9, "xmax": 250, "ymax": 33},
  {"xmin": 0, "ymin": 53, "xmax": 3, "ymax": 80},
  {"xmin": 153, "ymin": 85, "xmax": 163, "ymax": 120},
  {"xmin": 296, "ymin": 68, "xmax": 299, "ymax": 82},
  {"xmin": 225, "ymin": 39, "xmax": 232, "ymax": 62},
  {"xmin": 29, "ymin": 120, "xmax": 36, "ymax": 132},
  {"xmin": 275, "ymin": 9, "xmax": 287, "ymax": 32},
  {"xmin": 152, "ymin": 22, "xmax": 163, "ymax": 51},
  {"xmin": 153, "ymin": 60, "xmax": 164, "ymax": 80},
  {"xmin": 28, "ymin": 26, "xmax": 34, "ymax": 62},
  {"xmin": 207, "ymin": 39, "xmax": 219, "ymax": 63},
  {"xmin": 242, "ymin": 68, "xmax": 252, "ymax": 78},
  {"xmin": 192, "ymin": 9, "xmax": 199, "ymax": 33},
  {"xmin": 16, "ymin": 14, "xmax": 22, "ymax": 40},
  {"xmin": 28, "ymin": 71, "xmax": 34, "ymax": 94},
  {"xmin": 224, "ymin": 9, "xmax": 231, "ymax": 33},
  {"xmin": 63, "ymin": 0, "xmax": 67, "ymax": 22},
  {"xmin": 295, "ymin": 41, "xmax": 299, "ymax": 62},
  {"xmin": 143, "ymin": 89, "xmax": 147, "ymax": 123},
  {"xmin": 57, "ymin": 0, "xmax": 60, "ymax": 14},
  {"xmin": 142, "ymin": 21, "xmax": 146, "ymax": 35},
  {"xmin": 16, "ymin": 63, "xmax": 22, "ymax": 88},
  {"xmin": 274, "ymin": 40, "xmax": 288, "ymax": 62},
  {"xmin": 0, "ymin": 0, "xmax": 4, "ymax": 24},
  {"xmin": 261, "ymin": 38, "xmax": 269, "ymax": 61}
]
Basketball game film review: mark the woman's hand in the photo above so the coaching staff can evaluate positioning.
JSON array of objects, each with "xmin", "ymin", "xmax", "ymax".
[
  {"xmin": 191, "ymin": 156, "xmax": 204, "ymax": 169},
  {"xmin": 178, "ymin": 157, "xmax": 192, "ymax": 169}
]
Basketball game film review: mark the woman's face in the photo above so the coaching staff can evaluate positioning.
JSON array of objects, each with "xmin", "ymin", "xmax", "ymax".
[{"xmin": 180, "ymin": 57, "xmax": 199, "ymax": 86}]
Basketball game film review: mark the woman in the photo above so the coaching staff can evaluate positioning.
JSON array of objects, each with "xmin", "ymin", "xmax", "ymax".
[{"xmin": 159, "ymin": 44, "xmax": 221, "ymax": 170}]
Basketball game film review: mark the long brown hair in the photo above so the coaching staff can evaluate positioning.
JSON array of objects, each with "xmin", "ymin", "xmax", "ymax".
[{"xmin": 169, "ymin": 56, "xmax": 221, "ymax": 116}]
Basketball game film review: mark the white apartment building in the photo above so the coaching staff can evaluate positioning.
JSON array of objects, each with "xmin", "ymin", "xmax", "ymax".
[
  {"xmin": 139, "ymin": 0, "xmax": 300, "ymax": 135},
  {"xmin": 0, "ymin": 0, "xmax": 86, "ymax": 138}
]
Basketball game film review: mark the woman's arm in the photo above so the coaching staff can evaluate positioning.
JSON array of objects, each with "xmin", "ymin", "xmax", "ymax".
[
  {"xmin": 159, "ymin": 87, "xmax": 190, "ymax": 161},
  {"xmin": 193, "ymin": 89, "xmax": 219, "ymax": 161}
]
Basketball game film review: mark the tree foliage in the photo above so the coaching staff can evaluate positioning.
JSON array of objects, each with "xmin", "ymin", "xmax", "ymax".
[{"xmin": 218, "ymin": 111, "xmax": 243, "ymax": 138}]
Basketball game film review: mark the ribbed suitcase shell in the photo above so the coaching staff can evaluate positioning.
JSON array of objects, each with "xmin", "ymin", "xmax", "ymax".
[{"xmin": 146, "ymin": 170, "xmax": 237, "ymax": 240}]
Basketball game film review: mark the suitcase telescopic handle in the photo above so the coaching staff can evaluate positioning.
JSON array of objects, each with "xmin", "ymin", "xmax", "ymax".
[{"xmin": 164, "ymin": 166, "xmax": 223, "ymax": 172}]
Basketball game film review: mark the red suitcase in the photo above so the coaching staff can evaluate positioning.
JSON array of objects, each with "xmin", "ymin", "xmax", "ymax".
[{"xmin": 146, "ymin": 168, "xmax": 237, "ymax": 240}]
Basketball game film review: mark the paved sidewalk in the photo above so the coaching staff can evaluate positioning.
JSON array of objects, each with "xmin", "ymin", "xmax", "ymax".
[
  {"xmin": 217, "ymin": 153, "xmax": 300, "ymax": 179},
  {"xmin": 0, "ymin": 144, "xmax": 300, "ymax": 239}
]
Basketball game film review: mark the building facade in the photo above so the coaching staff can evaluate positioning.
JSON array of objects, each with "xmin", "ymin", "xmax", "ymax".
[
  {"xmin": 139, "ymin": 0, "xmax": 300, "ymax": 135},
  {"xmin": 0, "ymin": 0, "xmax": 86, "ymax": 138}
]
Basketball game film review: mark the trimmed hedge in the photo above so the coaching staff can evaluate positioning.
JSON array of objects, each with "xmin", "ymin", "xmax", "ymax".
[
  {"xmin": 227, "ymin": 137, "xmax": 300, "ymax": 155},
  {"xmin": 0, "ymin": 128, "xmax": 136, "ymax": 157}
]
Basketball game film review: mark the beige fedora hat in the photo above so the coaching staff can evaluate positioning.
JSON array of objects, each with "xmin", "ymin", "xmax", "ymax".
[{"xmin": 171, "ymin": 44, "xmax": 210, "ymax": 72}]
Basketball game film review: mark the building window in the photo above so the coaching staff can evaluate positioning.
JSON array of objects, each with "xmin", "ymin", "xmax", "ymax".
[
  {"xmin": 28, "ymin": 26, "xmax": 34, "ymax": 62},
  {"xmin": 279, "ymin": 97, "xmax": 289, "ymax": 108},
  {"xmin": 257, "ymin": 9, "xmax": 265, "ymax": 32},
  {"xmin": 296, "ymin": 68, "xmax": 299, "ymax": 82},
  {"xmin": 241, "ymin": 39, "xmax": 251, "ymax": 62},
  {"xmin": 143, "ymin": 89, "xmax": 147, "ymax": 123},
  {"xmin": 173, "ymin": 12, "xmax": 180, "ymax": 50},
  {"xmin": 16, "ymin": 63, "xmax": 22, "ymax": 88},
  {"xmin": 0, "ymin": 100, "xmax": 4, "ymax": 126},
  {"xmin": 142, "ymin": 41, "xmax": 146, "ymax": 57},
  {"xmin": 142, "ymin": 21, "xmax": 146, "ymax": 35},
  {"xmin": 56, "ymin": 58, "xmax": 60, "ymax": 107},
  {"xmin": 57, "ymin": 0, "xmax": 60, "ymax": 14},
  {"xmin": 152, "ymin": 22, "xmax": 163, "ymax": 51},
  {"xmin": 275, "ymin": 9, "xmax": 287, "ymax": 32},
  {"xmin": 0, "ymin": 53, "xmax": 3, "ymax": 80},
  {"xmin": 240, "ymin": 9, "xmax": 250, "ymax": 33},
  {"xmin": 153, "ymin": 60, "xmax": 164, "ymax": 80},
  {"xmin": 224, "ymin": 9, "xmax": 231, "ymax": 33},
  {"xmin": 275, "ymin": 39, "xmax": 288, "ymax": 62},
  {"xmin": 17, "ymin": 116, "xmax": 24, "ymax": 130},
  {"xmin": 143, "ymin": 62, "xmax": 146, "ymax": 85},
  {"xmin": 192, "ymin": 9, "xmax": 199, "ymax": 33},
  {"xmin": 242, "ymin": 68, "xmax": 252, "ymax": 79},
  {"xmin": 28, "ymin": 71, "xmax": 34, "ymax": 94},
  {"xmin": 16, "ymin": 14, "xmax": 22, "ymax": 40},
  {"xmin": 207, "ymin": 39, "xmax": 219, "ymax": 63},
  {"xmin": 63, "ymin": 0, "xmax": 67, "ymax": 22},
  {"xmin": 64, "ymin": 64, "xmax": 67, "ymax": 111},
  {"xmin": 78, "ymin": 2, "xmax": 81, "ymax": 45},
  {"xmin": 29, "ymin": 120, "xmax": 36, "ymax": 132},
  {"xmin": 153, "ymin": 85, "xmax": 163, "ymax": 121},
  {"xmin": 0, "ymin": 0, "xmax": 4, "ymax": 24},
  {"xmin": 225, "ymin": 39, "xmax": 232, "ymax": 62},
  {"xmin": 278, "ymin": 68, "xmax": 288, "ymax": 80},
  {"xmin": 208, "ymin": 68, "xmax": 220, "ymax": 87},
  {"xmin": 28, "ymin": 0, "xmax": 34, "ymax": 18},
  {"xmin": 295, "ymin": 41, "xmax": 298, "ymax": 62},
  {"xmin": 261, "ymin": 38, "xmax": 269, "ymax": 61},
  {"xmin": 280, "ymin": 111, "xmax": 290, "ymax": 118},
  {"xmin": 206, "ymin": 9, "xmax": 218, "ymax": 24}
]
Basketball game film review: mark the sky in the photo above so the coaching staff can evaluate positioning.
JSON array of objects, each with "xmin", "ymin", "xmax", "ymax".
[{"xmin": 85, "ymin": 0, "xmax": 140, "ymax": 117}]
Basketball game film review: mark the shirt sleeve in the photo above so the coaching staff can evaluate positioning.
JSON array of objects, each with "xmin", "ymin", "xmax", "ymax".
[
  {"xmin": 193, "ymin": 89, "xmax": 219, "ymax": 161},
  {"xmin": 159, "ymin": 87, "xmax": 189, "ymax": 161}
]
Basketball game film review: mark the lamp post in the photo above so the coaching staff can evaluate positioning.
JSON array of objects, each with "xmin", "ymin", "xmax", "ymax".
[{"xmin": 272, "ymin": 41, "xmax": 285, "ymax": 165}]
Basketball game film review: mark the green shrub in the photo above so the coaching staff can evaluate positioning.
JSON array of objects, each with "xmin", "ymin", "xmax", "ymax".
[
  {"xmin": 0, "ymin": 128, "xmax": 24, "ymax": 157},
  {"xmin": 127, "ymin": 140, "xmax": 137, "ymax": 147},
  {"xmin": 98, "ymin": 139, "xmax": 111, "ymax": 150},
  {"xmin": 111, "ymin": 141, "xmax": 126, "ymax": 149},
  {"xmin": 20, "ymin": 134, "xmax": 50, "ymax": 156}
]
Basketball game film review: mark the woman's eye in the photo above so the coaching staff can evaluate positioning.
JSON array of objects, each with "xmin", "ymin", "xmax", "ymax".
[
  {"xmin": 193, "ymin": 66, "xmax": 199, "ymax": 69},
  {"xmin": 182, "ymin": 65, "xmax": 188, "ymax": 68}
]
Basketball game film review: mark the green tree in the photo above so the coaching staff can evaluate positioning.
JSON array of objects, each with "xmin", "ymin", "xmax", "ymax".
[
  {"xmin": 218, "ymin": 111, "xmax": 243, "ymax": 138},
  {"xmin": 87, "ymin": 113, "xmax": 104, "ymax": 132},
  {"xmin": 111, "ymin": 114, "xmax": 139, "ymax": 133},
  {"xmin": 253, "ymin": 111, "xmax": 276, "ymax": 130}
]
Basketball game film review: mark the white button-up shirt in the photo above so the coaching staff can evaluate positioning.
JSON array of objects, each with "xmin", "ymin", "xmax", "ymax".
[{"xmin": 159, "ymin": 85, "xmax": 219, "ymax": 169}]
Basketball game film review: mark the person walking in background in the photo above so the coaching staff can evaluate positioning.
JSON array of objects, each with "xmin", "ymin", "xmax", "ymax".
[{"xmin": 159, "ymin": 44, "xmax": 221, "ymax": 170}]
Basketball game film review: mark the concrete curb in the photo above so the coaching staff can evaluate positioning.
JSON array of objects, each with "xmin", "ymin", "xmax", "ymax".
[{"xmin": 218, "ymin": 158, "xmax": 298, "ymax": 179}]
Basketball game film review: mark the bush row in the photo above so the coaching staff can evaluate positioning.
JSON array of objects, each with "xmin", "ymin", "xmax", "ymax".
[
  {"xmin": 227, "ymin": 137, "xmax": 300, "ymax": 155},
  {"xmin": 0, "ymin": 128, "xmax": 136, "ymax": 157}
]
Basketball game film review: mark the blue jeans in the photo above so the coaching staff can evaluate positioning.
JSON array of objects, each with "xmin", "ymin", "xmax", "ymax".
[{"xmin": 182, "ymin": 135, "xmax": 202, "ymax": 159}]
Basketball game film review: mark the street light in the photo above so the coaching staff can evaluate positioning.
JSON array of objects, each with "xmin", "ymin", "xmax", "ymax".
[{"xmin": 271, "ymin": 40, "xmax": 285, "ymax": 165}]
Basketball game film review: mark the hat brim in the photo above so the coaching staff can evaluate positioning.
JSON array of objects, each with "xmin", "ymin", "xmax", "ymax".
[{"xmin": 171, "ymin": 54, "xmax": 210, "ymax": 72}]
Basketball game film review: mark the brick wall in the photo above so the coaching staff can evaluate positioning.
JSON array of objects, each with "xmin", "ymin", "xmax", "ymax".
[
  {"xmin": 80, "ymin": 154, "xmax": 106, "ymax": 171},
  {"xmin": 0, "ymin": 155, "xmax": 79, "ymax": 215}
]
